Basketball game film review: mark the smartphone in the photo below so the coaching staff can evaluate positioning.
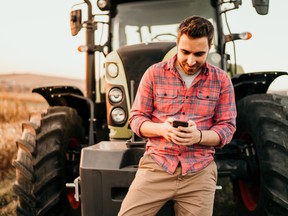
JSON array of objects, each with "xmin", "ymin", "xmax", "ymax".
[{"xmin": 172, "ymin": 120, "xmax": 188, "ymax": 128}]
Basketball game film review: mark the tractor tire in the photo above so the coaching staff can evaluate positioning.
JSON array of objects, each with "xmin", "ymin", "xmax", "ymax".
[
  {"xmin": 234, "ymin": 94, "xmax": 288, "ymax": 216},
  {"xmin": 13, "ymin": 106, "xmax": 85, "ymax": 216}
]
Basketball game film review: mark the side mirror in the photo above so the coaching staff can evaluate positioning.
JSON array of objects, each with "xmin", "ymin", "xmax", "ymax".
[
  {"xmin": 252, "ymin": 0, "xmax": 269, "ymax": 15},
  {"xmin": 70, "ymin": 9, "xmax": 82, "ymax": 36}
]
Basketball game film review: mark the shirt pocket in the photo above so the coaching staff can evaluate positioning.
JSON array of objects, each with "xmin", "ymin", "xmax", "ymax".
[
  {"xmin": 196, "ymin": 89, "xmax": 220, "ymax": 115},
  {"xmin": 155, "ymin": 88, "xmax": 180, "ymax": 115}
]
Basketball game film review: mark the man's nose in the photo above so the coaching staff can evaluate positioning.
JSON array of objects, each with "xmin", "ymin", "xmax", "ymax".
[{"xmin": 187, "ymin": 55, "xmax": 196, "ymax": 66}]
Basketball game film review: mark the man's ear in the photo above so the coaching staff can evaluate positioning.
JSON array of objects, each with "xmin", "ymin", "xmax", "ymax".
[{"xmin": 209, "ymin": 43, "xmax": 213, "ymax": 49}]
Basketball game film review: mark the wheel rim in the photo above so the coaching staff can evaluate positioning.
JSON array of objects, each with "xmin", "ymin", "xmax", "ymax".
[
  {"xmin": 66, "ymin": 138, "xmax": 81, "ymax": 209},
  {"xmin": 238, "ymin": 180, "xmax": 259, "ymax": 211},
  {"xmin": 239, "ymin": 133, "xmax": 260, "ymax": 212},
  {"xmin": 67, "ymin": 188, "xmax": 80, "ymax": 209}
]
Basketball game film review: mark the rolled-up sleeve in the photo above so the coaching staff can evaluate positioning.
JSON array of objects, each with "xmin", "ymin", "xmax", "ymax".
[
  {"xmin": 210, "ymin": 73, "xmax": 237, "ymax": 148},
  {"xmin": 129, "ymin": 67, "xmax": 154, "ymax": 137}
]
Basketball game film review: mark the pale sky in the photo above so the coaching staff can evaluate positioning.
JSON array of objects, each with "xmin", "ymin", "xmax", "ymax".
[{"xmin": 0, "ymin": 1, "xmax": 288, "ymax": 79}]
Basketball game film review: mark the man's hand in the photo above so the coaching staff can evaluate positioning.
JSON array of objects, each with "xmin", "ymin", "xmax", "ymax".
[
  {"xmin": 160, "ymin": 117, "xmax": 175, "ymax": 142},
  {"xmin": 140, "ymin": 118, "xmax": 221, "ymax": 147},
  {"xmin": 139, "ymin": 117, "xmax": 175, "ymax": 140},
  {"xmin": 171, "ymin": 120, "xmax": 201, "ymax": 146},
  {"xmin": 140, "ymin": 118, "xmax": 202, "ymax": 146}
]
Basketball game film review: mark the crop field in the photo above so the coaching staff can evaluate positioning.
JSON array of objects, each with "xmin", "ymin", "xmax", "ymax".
[{"xmin": 0, "ymin": 87, "xmax": 48, "ymax": 215}]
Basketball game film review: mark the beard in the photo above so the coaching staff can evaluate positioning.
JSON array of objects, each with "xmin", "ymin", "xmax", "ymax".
[{"xmin": 178, "ymin": 61, "xmax": 201, "ymax": 75}]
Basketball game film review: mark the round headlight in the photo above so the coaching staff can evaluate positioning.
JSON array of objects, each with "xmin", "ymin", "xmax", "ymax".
[
  {"xmin": 111, "ymin": 107, "xmax": 126, "ymax": 124},
  {"xmin": 107, "ymin": 63, "xmax": 118, "ymax": 78},
  {"xmin": 109, "ymin": 88, "xmax": 123, "ymax": 103}
]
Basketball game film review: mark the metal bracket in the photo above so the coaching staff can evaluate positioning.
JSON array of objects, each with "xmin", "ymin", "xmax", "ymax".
[{"xmin": 66, "ymin": 176, "xmax": 81, "ymax": 202}]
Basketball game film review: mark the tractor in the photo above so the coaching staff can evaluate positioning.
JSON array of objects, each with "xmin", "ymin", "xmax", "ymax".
[{"xmin": 13, "ymin": 0, "xmax": 288, "ymax": 215}]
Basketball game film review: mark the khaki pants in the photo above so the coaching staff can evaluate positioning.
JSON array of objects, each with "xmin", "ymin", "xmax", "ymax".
[{"xmin": 118, "ymin": 154, "xmax": 217, "ymax": 216}]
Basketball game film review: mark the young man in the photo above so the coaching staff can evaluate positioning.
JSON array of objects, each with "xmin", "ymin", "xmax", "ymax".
[{"xmin": 118, "ymin": 16, "xmax": 237, "ymax": 216}]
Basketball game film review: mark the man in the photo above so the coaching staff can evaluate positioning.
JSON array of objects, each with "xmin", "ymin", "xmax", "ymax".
[{"xmin": 118, "ymin": 16, "xmax": 236, "ymax": 216}]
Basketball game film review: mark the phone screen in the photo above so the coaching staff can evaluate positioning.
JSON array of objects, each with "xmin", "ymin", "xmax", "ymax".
[{"xmin": 172, "ymin": 120, "xmax": 188, "ymax": 128}]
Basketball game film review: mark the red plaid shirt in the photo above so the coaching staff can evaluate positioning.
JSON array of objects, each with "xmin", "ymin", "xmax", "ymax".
[{"xmin": 129, "ymin": 55, "xmax": 236, "ymax": 175}]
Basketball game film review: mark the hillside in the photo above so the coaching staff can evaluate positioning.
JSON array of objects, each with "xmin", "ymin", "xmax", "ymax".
[{"xmin": 0, "ymin": 73, "xmax": 85, "ymax": 93}]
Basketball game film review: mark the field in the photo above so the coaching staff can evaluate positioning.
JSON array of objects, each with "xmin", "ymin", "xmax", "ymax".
[
  {"xmin": 0, "ymin": 74, "xmax": 84, "ymax": 215},
  {"xmin": 0, "ymin": 90, "xmax": 47, "ymax": 215}
]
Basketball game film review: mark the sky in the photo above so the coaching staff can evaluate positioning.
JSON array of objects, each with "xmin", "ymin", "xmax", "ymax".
[{"xmin": 0, "ymin": 0, "xmax": 288, "ymax": 80}]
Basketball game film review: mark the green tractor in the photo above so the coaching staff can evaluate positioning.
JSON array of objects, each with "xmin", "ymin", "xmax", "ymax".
[{"xmin": 13, "ymin": 0, "xmax": 288, "ymax": 215}]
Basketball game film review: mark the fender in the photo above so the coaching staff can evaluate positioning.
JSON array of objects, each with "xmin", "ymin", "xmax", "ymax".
[
  {"xmin": 231, "ymin": 71, "xmax": 288, "ymax": 101},
  {"xmin": 32, "ymin": 86, "xmax": 95, "ymax": 145}
]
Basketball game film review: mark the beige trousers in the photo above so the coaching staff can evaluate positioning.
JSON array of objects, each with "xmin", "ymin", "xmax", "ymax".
[{"xmin": 118, "ymin": 154, "xmax": 217, "ymax": 216}]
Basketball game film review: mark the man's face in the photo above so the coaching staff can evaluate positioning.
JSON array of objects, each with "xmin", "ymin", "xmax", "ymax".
[{"xmin": 176, "ymin": 34, "xmax": 210, "ymax": 75}]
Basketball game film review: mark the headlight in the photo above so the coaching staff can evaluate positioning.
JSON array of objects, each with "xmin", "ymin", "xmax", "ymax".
[
  {"xmin": 111, "ymin": 107, "xmax": 126, "ymax": 124},
  {"xmin": 108, "ymin": 87, "xmax": 123, "ymax": 103},
  {"xmin": 107, "ymin": 63, "xmax": 119, "ymax": 78}
]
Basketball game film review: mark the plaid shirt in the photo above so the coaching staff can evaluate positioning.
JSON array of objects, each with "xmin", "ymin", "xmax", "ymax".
[{"xmin": 129, "ymin": 55, "xmax": 236, "ymax": 175}]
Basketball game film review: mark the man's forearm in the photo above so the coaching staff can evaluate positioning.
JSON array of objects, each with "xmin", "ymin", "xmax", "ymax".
[
  {"xmin": 199, "ymin": 130, "xmax": 221, "ymax": 147},
  {"xmin": 139, "ymin": 120, "xmax": 164, "ymax": 138}
]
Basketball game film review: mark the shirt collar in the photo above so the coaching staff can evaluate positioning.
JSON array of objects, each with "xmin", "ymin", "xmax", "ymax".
[
  {"xmin": 165, "ymin": 54, "xmax": 178, "ymax": 75},
  {"xmin": 202, "ymin": 62, "xmax": 209, "ymax": 76}
]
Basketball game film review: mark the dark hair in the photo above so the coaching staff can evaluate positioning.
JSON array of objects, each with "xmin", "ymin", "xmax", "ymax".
[{"xmin": 177, "ymin": 16, "xmax": 214, "ymax": 46}]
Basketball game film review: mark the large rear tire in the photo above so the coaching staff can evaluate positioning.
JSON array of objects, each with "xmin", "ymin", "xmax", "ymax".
[
  {"xmin": 13, "ymin": 106, "xmax": 85, "ymax": 216},
  {"xmin": 234, "ymin": 94, "xmax": 288, "ymax": 216}
]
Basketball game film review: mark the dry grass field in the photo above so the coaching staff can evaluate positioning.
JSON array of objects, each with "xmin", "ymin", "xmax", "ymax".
[{"xmin": 0, "ymin": 91, "xmax": 47, "ymax": 215}]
